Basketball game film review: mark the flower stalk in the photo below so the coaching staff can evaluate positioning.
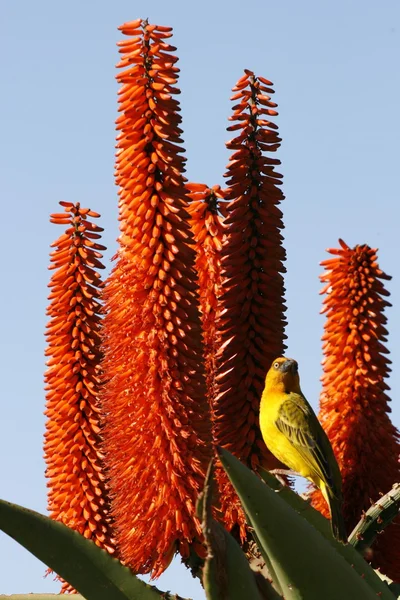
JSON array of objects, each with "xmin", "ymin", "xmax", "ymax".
[
  {"xmin": 44, "ymin": 201, "xmax": 115, "ymax": 591},
  {"xmin": 100, "ymin": 20, "xmax": 211, "ymax": 577},
  {"xmin": 213, "ymin": 70, "xmax": 287, "ymax": 537},
  {"xmin": 187, "ymin": 183, "xmax": 225, "ymax": 410},
  {"xmin": 312, "ymin": 239, "xmax": 400, "ymax": 580}
]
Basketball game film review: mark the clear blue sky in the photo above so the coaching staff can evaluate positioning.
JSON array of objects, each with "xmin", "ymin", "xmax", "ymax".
[{"xmin": 1, "ymin": 1, "xmax": 399, "ymax": 598}]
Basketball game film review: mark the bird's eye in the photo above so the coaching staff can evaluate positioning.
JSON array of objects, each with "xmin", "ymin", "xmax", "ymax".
[{"xmin": 274, "ymin": 362, "xmax": 280, "ymax": 369}]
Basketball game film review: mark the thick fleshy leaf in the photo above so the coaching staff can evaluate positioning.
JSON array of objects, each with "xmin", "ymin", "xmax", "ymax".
[
  {"xmin": 199, "ymin": 462, "xmax": 272, "ymax": 600},
  {"xmin": 374, "ymin": 571, "xmax": 400, "ymax": 599},
  {"xmin": 203, "ymin": 518, "xmax": 266, "ymax": 600},
  {"xmin": 389, "ymin": 584, "xmax": 400, "ymax": 598},
  {"xmin": 349, "ymin": 483, "xmax": 400, "ymax": 553},
  {"xmin": 0, "ymin": 597, "xmax": 84, "ymax": 600},
  {"xmin": 258, "ymin": 468, "xmax": 395, "ymax": 598},
  {"xmin": 218, "ymin": 448, "xmax": 380, "ymax": 600},
  {"xmin": 0, "ymin": 500, "xmax": 176, "ymax": 600}
]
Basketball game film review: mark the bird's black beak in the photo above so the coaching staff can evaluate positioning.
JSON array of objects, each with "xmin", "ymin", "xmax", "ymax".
[{"xmin": 282, "ymin": 359, "xmax": 298, "ymax": 375}]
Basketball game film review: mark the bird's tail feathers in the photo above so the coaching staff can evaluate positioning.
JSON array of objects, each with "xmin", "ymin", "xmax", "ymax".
[{"xmin": 321, "ymin": 481, "xmax": 348, "ymax": 544}]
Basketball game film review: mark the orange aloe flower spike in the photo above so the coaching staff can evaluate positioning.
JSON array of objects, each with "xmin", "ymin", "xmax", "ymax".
[
  {"xmin": 311, "ymin": 239, "xmax": 400, "ymax": 580},
  {"xmin": 187, "ymin": 183, "xmax": 225, "ymax": 409},
  {"xmin": 213, "ymin": 71, "xmax": 287, "ymax": 537},
  {"xmin": 100, "ymin": 21, "xmax": 211, "ymax": 577},
  {"xmin": 44, "ymin": 201, "xmax": 115, "ymax": 592}
]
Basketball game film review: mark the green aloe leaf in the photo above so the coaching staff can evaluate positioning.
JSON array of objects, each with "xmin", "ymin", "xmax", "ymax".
[
  {"xmin": 0, "ymin": 597, "xmax": 85, "ymax": 600},
  {"xmin": 258, "ymin": 467, "xmax": 395, "ymax": 598},
  {"xmin": 218, "ymin": 448, "xmax": 381, "ymax": 600},
  {"xmin": 374, "ymin": 570, "xmax": 400, "ymax": 599},
  {"xmin": 0, "ymin": 499, "xmax": 183, "ymax": 600},
  {"xmin": 389, "ymin": 583, "xmax": 400, "ymax": 598},
  {"xmin": 199, "ymin": 461, "xmax": 270, "ymax": 600},
  {"xmin": 349, "ymin": 483, "xmax": 400, "ymax": 553}
]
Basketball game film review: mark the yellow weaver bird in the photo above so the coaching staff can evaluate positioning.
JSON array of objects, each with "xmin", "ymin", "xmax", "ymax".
[{"xmin": 260, "ymin": 356, "xmax": 347, "ymax": 543}]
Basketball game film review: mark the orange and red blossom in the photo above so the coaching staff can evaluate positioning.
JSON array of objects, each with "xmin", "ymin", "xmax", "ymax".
[
  {"xmin": 213, "ymin": 70, "xmax": 287, "ymax": 537},
  {"xmin": 312, "ymin": 239, "xmax": 400, "ymax": 580},
  {"xmin": 44, "ymin": 201, "xmax": 115, "ymax": 591},
  {"xmin": 187, "ymin": 183, "xmax": 225, "ymax": 409},
  {"xmin": 100, "ymin": 20, "xmax": 211, "ymax": 577}
]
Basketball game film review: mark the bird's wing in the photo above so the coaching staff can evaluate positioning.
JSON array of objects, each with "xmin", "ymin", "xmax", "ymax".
[{"xmin": 275, "ymin": 393, "xmax": 335, "ymax": 489}]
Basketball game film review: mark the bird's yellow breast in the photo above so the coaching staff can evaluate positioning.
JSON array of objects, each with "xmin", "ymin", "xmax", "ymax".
[{"xmin": 259, "ymin": 392, "xmax": 315, "ymax": 480}]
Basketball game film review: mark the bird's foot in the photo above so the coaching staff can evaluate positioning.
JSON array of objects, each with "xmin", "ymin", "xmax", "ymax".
[
  {"xmin": 269, "ymin": 468, "xmax": 299, "ymax": 486},
  {"xmin": 269, "ymin": 468, "xmax": 299, "ymax": 477}
]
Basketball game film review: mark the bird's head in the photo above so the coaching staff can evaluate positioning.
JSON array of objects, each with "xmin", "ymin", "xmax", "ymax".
[{"xmin": 265, "ymin": 357, "xmax": 301, "ymax": 393}]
